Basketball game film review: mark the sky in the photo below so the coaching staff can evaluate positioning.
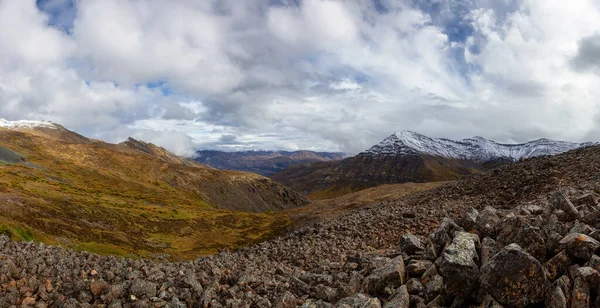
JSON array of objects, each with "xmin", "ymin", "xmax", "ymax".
[{"xmin": 1, "ymin": 0, "xmax": 600, "ymax": 155}]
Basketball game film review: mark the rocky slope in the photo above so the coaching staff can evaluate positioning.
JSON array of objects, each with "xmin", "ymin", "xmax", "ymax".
[
  {"xmin": 194, "ymin": 150, "xmax": 344, "ymax": 176},
  {"xmin": 272, "ymin": 131, "xmax": 595, "ymax": 199},
  {"xmin": 1, "ymin": 142, "xmax": 600, "ymax": 306},
  {"xmin": 0, "ymin": 120, "xmax": 307, "ymax": 259}
]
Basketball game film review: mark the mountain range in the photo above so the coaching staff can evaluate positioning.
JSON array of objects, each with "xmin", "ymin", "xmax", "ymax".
[
  {"xmin": 194, "ymin": 150, "xmax": 345, "ymax": 176},
  {"xmin": 271, "ymin": 130, "xmax": 595, "ymax": 198}
]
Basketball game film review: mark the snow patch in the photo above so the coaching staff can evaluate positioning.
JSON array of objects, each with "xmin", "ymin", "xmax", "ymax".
[
  {"xmin": 0, "ymin": 117, "xmax": 57, "ymax": 130},
  {"xmin": 364, "ymin": 130, "xmax": 596, "ymax": 162}
]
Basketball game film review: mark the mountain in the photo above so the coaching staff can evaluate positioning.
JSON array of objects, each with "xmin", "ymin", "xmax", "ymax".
[
  {"xmin": 0, "ymin": 117, "xmax": 307, "ymax": 259},
  {"xmin": 2, "ymin": 135, "xmax": 600, "ymax": 306},
  {"xmin": 366, "ymin": 130, "xmax": 596, "ymax": 161},
  {"xmin": 271, "ymin": 131, "xmax": 595, "ymax": 199},
  {"xmin": 194, "ymin": 150, "xmax": 345, "ymax": 176}
]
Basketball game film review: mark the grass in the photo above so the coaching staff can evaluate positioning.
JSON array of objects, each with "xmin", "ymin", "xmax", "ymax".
[{"xmin": 0, "ymin": 129, "xmax": 294, "ymax": 260}]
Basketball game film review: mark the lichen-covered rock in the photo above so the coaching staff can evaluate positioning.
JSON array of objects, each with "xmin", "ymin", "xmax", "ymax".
[
  {"xmin": 545, "ymin": 285, "xmax": 568, "ymax": 308},
  {"xmin": 559, "ymin": 233, "xmax": 600, "ymax": 260},
  {"xmin": 476, "ymin": 207, "xmax": 501, "ymax": 237},
  {"xmin": 479, "ymin": 244, "xmax": 547, "ymax": 308},
  {"xmin": 129, "ymin": 279, "xmax": 157, "ymax": 299},
  {"xmin": 384, "ymin": 285, "xmax": 409, "ymax": 308},
  {"xmin": 336, "ymin": 293, "xmax": 381, "ymax": 308},
  {"xmin": 545, "ymin": 250, "xmax": 572, "ymax": 281},
  {"xmin": 497, "ymin": 216, "xmax": 546, "ymax": 260},
  {"xmin": 437, "ymin": 232, "xmax": 480, "ymax": 296},
  {"xmin": 361, "ymin": 256, "xmax": 405, "ymax": 296},
  {"xmin": 570, "ymin": 277, "xmax": 590, "ymax": 308}
]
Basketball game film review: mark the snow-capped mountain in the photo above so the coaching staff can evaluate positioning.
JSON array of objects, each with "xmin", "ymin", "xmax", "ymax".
[
  {"xmin": 364, "ymin": 131, "xmax": 596, "ymax": 162},
  {"xmin": 0, "ymin": 117, "xmax": 57, "ymax": 130}
]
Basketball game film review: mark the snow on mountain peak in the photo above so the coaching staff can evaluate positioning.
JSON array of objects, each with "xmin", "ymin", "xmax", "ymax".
[
  {"xmin": 365, "ymin": 131, "xmax": 596, "ymax": 162},
  {"xmin": 0, "ymin": 117, "xmax": 58, "ymax": 130}
]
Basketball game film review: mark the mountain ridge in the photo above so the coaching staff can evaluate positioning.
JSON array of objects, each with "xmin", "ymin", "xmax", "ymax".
[
  {"xmin": 365, "ymin": 130, "xmax": 596, "ymax": 161},
  {"xmin": 272, "ymin": 131, "xmax": 597, "ymax": 198},
  {"xmin": 195, "ymin": 150, "xmax": 345, "ymax": 176}
]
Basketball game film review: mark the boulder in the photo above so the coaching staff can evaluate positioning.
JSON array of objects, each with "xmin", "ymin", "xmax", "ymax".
[
  {"xmin": 129, "ymin": 279, "xmax": 157, "ymax": 299},
  {"xmin": 498, "ymin": 216, "xmax": 546, "ymax": 260},
  {"xmin": 456, "ymin": 206, "xmax": 479, "ymax": 231},
  {"xmin": 407, "ymin": 260, "xmax": 433, "ymax": 277},
  {"xmin": 437, "ymin": 232, "xmax": 480, "ymax": 296},
  {"xmin": 544, "ymin": 250, "xmax": 572, "ymax": 281},
  {"xmin": 336, "ymin": 294, "xmax": 381, "ymax": 308},
  {"xmin": 479, "ymin": 244, "xmax": 547, "ymax": 308},
  {"xmin": 405, "ymin": 278, "xmax": 423, "ymax": 295},
  {"xmin": 559, "ymin": 233, "xmax": 600, "ymax": 260},
  {"xmin": 399, "ymin": 234, "xmax": 425, "ymax": 255},
  {"xmin": 570, "ymin": 277, "xmax": 590, "ymax": 308},
  {"xmin": 384, "ymin": 285, "xmax": 409, "ymax": 308},
  {"xmin": 475, "ymin": 207, "xmax": 501, "ymax": 237},
  {"xmin": 424, "ymin": 274, "xmax": 443, "ymax": 303},
  {"xmin": 480, "ymin": 237, "xmax": 500, "ymax": 266},
  {"xmin": 362, "ymin": 256, "xmax": 406, "ymax": 296},
  {"xmin": 550, "ymin": 190, "xmax": 580, "ymax": 221},
  {"xmin": 480, "ymin": 294, "xmax": 504, "ymax": 308},
  {"xmin": 545, "ymin": 285, "xmax": 568, "ymax": 308},
  {"xmin": 273, "ymin": 291, "xmax": 298, "ymax": 308}
]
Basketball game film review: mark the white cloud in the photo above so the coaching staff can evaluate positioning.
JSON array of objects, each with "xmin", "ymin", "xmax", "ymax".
[{"xmin": 1, "ymin": 0, "xmax": 600, "ymax": 155}]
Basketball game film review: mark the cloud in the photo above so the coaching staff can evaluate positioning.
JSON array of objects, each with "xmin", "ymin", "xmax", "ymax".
[
  {"xmin": 572, "ymin": 34, "xmax": 600, "ymax": 73},
  {"xmin": 1, "ymin": 0, "xmax": 600, "ymax": 155}
]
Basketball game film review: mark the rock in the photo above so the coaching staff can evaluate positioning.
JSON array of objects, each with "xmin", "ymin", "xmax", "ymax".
[
  {"xmin": 437, "ymin": 232, "xmax": 480, "ymax": 296},
  {"xmin": 498, "ymin": 216, "xmax": 546, "ymax": 260},
  {"xmin": 551, "ymin": 190, "xmax": 580, "ymax": 220},
  {"xmin": 384, "ymin": 285, "xmax": 409, "ymax": 308},
  {"xmin": 545, "ymin": 285, "xmax": 568, "ymax": 308},
  {"xmin": 479, "ymin": 244, "xmax": 547, "ymax": 308},
  {"xmin": 407, "ymin": 260, "xmax": 433, "ymax": 277},
  {"xmin": 573, "ymin": 193, "xmax": 599, "ymax": 208},
  {"xmin": 130, "ymin": 279, "xmax": 157, "ymax": 299},
  {"xmin": 424, "ymin": 274, "xmax": 443, "ymax": 303},
  {"xmin": 581, "ymin": 211, "xmax": 600, "ymax": 226},
  {"xmin": 361, "ymin": 256, "xmax": 406, "ymax": 296},
  {"xmin": 405, "ymin": 278, "xmax": 423, "ymax": 295},
  {"xmin": 571, "ymin": 267, "xmax": 600, "ymax": 291},
  {"xmin": 314, "ymin": 284, "xmax": 336, "ymax": 302},
  {"xmin": 476, "ymin": 207, "xmax": 501, "ymax": 237},
  {"xmin": 399, "ymin": 234, "xmax": 425, "ymax": 255},
  {"xmin": 22, "ymin": 297, "xmax": 36, "ymax": 306},
  {"xmin": 480, "ymin": 237, "xmax": 500, "ymax": 265},
  {"xmin": 90, "ymin": 279, "xmax": 108, "ymax": 296},
  {"xmin": 559, "ymin": 233, "xmax": 600, "ymax": 260},
  {"xmin": 588, "ymin": 255, "xmax": 600, "ymax": 271},
  {"xmin": 570, "ymin": 277, "xmax": 591, "ymax": 308},
  {"xmin": 480, "ymin": 294, "xmax": 504, "ymax": 308},
  {"xmin": 273, "ymin": 291, "xmax": 298, "ymax": 308},
  {"xmin": 336, "ymin": 293, "xmax": 381, "ymax": 308},
  {"xmin": 456, "ymin": 207, "xmax": 479, "ymax": 231},
  {"xmin": 545, "ymin": 250, "xmax": 573, "ymax": 281}
]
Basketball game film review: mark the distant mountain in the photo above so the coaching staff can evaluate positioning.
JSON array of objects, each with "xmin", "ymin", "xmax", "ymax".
[
  {"xmin": 271, "ymin": 131, "xmax": 596, "ymax": 199},
  {"xmin": 367, "ymin": 130, "xmax": 595, "ymax": 161},
  {"xmin": 194, "ymin": 150, "xmax": 345, "ymax": 176}
]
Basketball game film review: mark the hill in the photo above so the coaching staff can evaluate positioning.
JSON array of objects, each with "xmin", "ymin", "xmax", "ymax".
[
  {"xmin": 194, "ymin": 150, "xmax": 344, "ymax": 176},
  {"xmin": 271, "ymin": 131, "xmax": 594, "ymax": 198},
  {"xmin": 0, "ymin": 118, "xmax": 307, "ymax": 259}
]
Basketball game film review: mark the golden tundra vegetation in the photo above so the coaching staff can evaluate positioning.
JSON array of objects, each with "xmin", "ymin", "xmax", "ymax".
[{"xmin": 0, "ymin": 124, "xmax": 441, "ymax": 260}]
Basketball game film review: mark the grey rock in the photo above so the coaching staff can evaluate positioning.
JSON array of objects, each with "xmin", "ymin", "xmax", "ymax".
[
  {"xmin": 406, "ymin": 260, "xmax": 433, "ymax": 277},
  {"xmin": 273, "ymin": 291, "xmax": 298, "ymax": 308},
  {"xmin": 570, "ymin": 277, "xmax": 590, "ymax": 308},
  {"xmin": 551, "ymin": 190, "xmax": 580, "ymax": 221},
  {"xmin": 384, "ymin": 285, "xmax": 409, "ymax": 308},
  {"xmin": 129, "ymin": 279, "xmax": 157, "ymax": 299},
  {"xmin": 456, "ymin": 206, "xmax": 479, "ymax": 231},
  {"xmin": 476, "ymin": 207, "xmax": 501, "ymax": 237},
  {"xmin": 399, "ymin": 234, "xmax": 425, "ymax": 255},
  {"xmin": 405, "ymin": 278, "xmax": 423, "ymax": 295},
  {"xmin": 437, "ymin": 231, "xmax": 480, "ymax": 296},
  {"xmin": 479, "ymin": 244, "xmax": 547, "ymax": 308},
  {"xmin": 545, "ymin": 285, "xmax": 568, "ymax": 308},
  {"xmin": 480, "ymin": 237, "xmax": 500, "ymax": 266},
  {"xmin": 361, "ymin": 256, "xmax": 406, "ymax": 296},
  {"xmin": 336, "ymin": 293, "xmax": 381, "ymax": 308}
]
